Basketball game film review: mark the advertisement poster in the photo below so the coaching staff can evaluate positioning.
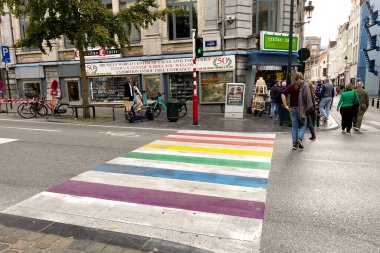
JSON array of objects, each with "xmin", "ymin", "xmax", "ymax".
[
  {"xmin": 224, "ymin": 83, "xmax": 245, "ymax": 119},
  {"xmin": 226, "ymin": 84, "xmax": 244, "ymax": 106}
]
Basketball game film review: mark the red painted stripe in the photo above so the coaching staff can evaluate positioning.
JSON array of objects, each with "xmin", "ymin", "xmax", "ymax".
[
  {"xmin": 160, "ymin": 136, "xmax": 274, "ymax": 148},
  {"xmin": 173, "ymin": 132, "xmax": 275, "ymax": 141},
  {"xmin": 47, "ymin": 180, "xmax": 265, "ymax": 220}
]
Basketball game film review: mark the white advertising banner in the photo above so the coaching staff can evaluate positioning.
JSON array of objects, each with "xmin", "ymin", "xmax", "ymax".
[{"xmin": 85, "ymin": 55, "xmax": 235, "ymax": 76}]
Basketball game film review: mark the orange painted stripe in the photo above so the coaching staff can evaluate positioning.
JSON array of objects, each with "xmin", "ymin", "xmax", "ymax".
[
  {"xmin": 161, "ymin": 137, "xmax": 274, "ymax": 148},
  {"xmin": 173, "ymin": 132, "xmax": 275, "ymax": 141}
]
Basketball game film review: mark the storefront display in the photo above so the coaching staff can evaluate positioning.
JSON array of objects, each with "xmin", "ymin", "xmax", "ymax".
[
  {"xmin": 23, "ymin": 82, "xmax": 41, "ymax": 98},
  {"xmin": 143, "ymin": 75, "xmax": 161, "ymax": 99},
  {"xmin": 200, "ymin": 72, "xmax": 233, "ymax": 104},
  {"xmin": 169, "ymin": 73, "xmax": 193, "ymax": 101},
  {"xmin": 89, "ymin": 75, "xmax": 139, "ymax": 102},
  {"xmin": 66, "ymin": 80, "xmax": 80, "ymax": 102}
]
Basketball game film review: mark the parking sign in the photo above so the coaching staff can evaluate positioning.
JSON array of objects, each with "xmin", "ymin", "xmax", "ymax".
[{"xmin": 1, "ymin": 46, "xmax": 10, "ymax": 63}]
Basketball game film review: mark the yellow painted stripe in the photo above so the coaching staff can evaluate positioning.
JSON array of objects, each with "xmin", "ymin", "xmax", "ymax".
[{"xmin": 143, "ymin": 143, "xmax": 273, "ymax": 157}]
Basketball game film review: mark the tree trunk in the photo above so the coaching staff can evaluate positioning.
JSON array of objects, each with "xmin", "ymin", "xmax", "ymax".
[{"xmin": 79, "ymin": 47, "xmax": 90, "ymax": 118}]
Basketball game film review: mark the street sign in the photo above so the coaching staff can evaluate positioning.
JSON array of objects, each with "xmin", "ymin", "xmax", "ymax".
[
  {"xmin": 50, "ymin": 80, "xmax": 59, "ymax": 90},
  {"xmin": 1, "ymin": 46, "xmax": 10, "ymax": 63},
  {"xmin": 50, "ymin": 90, "xmax": 59, "ymax": 96},
  {"xmin": 0, "ymin": 80, "xmax": 4, "ymax": 91},
  {"xmin": 205, "ymin": 40, "xmax": 217, "ymax": 47},
  {"xmin": 0, "ymin": 91, "xmax": 4, "ymax": 95},
  {"xmin": 298, "ymin": 48, "xmax": 311, "ymax": 61}
]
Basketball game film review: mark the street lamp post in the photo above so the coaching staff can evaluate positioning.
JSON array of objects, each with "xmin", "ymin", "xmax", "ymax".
[{"xmin": 287, "ymin": 1, "xmax": 314, "ymax": 85}]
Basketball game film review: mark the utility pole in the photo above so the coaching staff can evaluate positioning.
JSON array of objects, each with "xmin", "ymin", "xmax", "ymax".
[
  {"xmin": 287, "ymin": 0, "xmax": 295, "ymax": 85},
  {"xmin": 192, "ymin": 29, "xmax": 199, "ymax": 126}
]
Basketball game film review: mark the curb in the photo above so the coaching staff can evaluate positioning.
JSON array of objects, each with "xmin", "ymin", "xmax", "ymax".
[{"xmin": 0, "ymin": 213, "xmax": 211, "ymax": 253}]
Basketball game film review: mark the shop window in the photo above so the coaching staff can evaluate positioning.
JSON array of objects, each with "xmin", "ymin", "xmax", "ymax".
[
  {"xmin": 169, "ymin": 73, "xmax": 193, "ymax": 101},
  {"xmin": 252, "ymin": 0, "xmax": 277, "ymax": 34},
  {"xmin": 23, "ymin": 82, "xmax": 41, "ymax": 99},
  {"xmin": 143, "ymin": 75, "xmax": 161, "ymax": 100},
  {"xmin": 200, "ymin": 72, "xmax": 233, "ymax": 104},
  {"xmin": 19, "ymin": 15, "xmax": 39, "ymax": 52},
  {"xmin": 90, "ymin": 75, "xmax": 139, "ymax": 102},
  {"xmin": 167, "ymin": 0, "xmax": 197, "ymax": 40},
  {"xmin": 66, "ymin": 81, "xmax": 80, "ymax": 102}
]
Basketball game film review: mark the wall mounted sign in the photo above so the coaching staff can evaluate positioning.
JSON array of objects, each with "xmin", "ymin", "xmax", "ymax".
[
  {"xmin": 260, "ymin": 31, "xmax": 299, "ymax": 52},
  {"xmin": 205, "ymin": 40, "xmax": 217, "ymax": 47},
  {"xmin": 74, "ymin": 48, "xmax": 121, "ymax": 60},
  {"xmin": 257, "ymin": 65, "xmax": 283, "ymax": 71},
  {"xmin": 86, "ymin": 55, "xmax": 235, "ymax": 76}
]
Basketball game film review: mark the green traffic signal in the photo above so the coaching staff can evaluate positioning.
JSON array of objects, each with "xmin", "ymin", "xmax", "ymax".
[{"xmin": 195, "ymin": 37, "xmax": 203, "ymax": 58}]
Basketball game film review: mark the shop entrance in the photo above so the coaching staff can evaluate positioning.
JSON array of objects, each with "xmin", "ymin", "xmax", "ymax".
[
  {"xmin": 66, "ymin": 81, "xmax": 80, "ymax": 102},
  {"xmin": 254, "ymin": 66, "xmax": 286, "ymax": 90}
]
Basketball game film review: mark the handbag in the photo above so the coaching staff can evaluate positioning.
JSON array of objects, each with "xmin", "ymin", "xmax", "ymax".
[{"xmin": 352, "ymin": 91, "xmax": 359, "ymax": 109}]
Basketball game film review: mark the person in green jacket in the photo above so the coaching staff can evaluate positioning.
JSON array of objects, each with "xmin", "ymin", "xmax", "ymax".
[
  {"xmin": 336, "ymin": 84, "xmax": 359, "ymax": 133},
  {"xmin": 353, "ymin": 81, "xmax": 369, "ymax": 131}
]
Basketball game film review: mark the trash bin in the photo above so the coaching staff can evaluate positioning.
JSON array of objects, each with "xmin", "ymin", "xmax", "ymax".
[{"xmin": 167, "ymin": 99, "xmax": 179, "ymax": 122}]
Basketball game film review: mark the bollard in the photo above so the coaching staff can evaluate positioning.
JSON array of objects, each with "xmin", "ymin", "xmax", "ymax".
[
  {"xmin": 377, "ymin": 99, "xmax": 380, "ymax": 109},
  {"xmin": 372, "ymin": 97, "xmax": 375, "ymax": 107}
]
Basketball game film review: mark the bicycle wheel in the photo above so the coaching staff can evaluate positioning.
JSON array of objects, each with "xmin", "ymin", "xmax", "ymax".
[
  {"xmin": 35, "ymin": 103, "xmax": 48, "ymax": 117},
  {"xmin": 17, "ymin": 104, "xmax": 36, "ymax": 119},
  {"xmin": 56, "ymin": 104, "xmax": 74, "ymax": 117},
  {"xmin": 179, "ymin": 103, "xmax": 187, "ymax": 118},
  {"xmin": 151, "ymin": 103, "xmax": 162, "ymax": 118}
]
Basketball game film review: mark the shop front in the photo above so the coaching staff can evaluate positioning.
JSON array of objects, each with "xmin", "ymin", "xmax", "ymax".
[
  {"xmin": 85, "ymin": 55, "xmax": 236, "ymax": 107},
  {"xmin": 15, "ymin": 66, "xmax": 45, "ymax": 99}
]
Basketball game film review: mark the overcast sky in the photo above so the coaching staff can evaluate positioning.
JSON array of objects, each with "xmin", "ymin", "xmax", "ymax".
[{"xmin": 304, "ymin": 0, "xmax": 352, "ymax": 47}]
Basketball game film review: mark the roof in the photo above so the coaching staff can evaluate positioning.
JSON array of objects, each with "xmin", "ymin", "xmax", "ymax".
[{"xmin": 318, "ymin": 51, "xmax": 328, "ymax": 64}]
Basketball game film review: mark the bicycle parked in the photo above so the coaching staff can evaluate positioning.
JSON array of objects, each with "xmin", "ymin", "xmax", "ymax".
[
  {"xmin": 17, "ymin": 96, "xmax": 74, "ymax": 119},
  {"xmin": 150, "ymin": 92, "xmax": 187, "ymax": 118}
]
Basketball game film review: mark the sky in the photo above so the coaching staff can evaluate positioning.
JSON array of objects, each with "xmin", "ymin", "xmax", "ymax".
[{"xmin": 304, "ymin": 0, "xmax": 352, "ymax": 47}]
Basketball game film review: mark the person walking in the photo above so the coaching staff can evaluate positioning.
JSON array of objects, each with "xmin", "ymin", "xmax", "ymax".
[
  {"xmin": 319, "ymin": 78, "xmax": 335, "ymax": 123},
  {"xmin": 269, "ymin": 81, "xmax": 281, "ymax": 118},
  {"xmin": 124, "ymin": 77, "xmax": 133, "ymax": 101},
  {"xmin": 281, "ymin": 72, "xmax": 308, "ymax": 150},
  {"xmin": 307, "ymin": 82, "xmax": 317, "ymax": 140},
  {"xmin": 353, "ymin": 81, "xmax": 369, "ymax": 131},
  {"xmin": 336, "ymin": 84, "xmax": 359, "ymax": 134}
]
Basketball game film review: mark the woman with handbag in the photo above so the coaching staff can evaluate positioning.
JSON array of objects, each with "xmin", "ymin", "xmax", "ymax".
[{"xmin": 336, "ymin": 84, "xmax": 359, "ymax": 134}]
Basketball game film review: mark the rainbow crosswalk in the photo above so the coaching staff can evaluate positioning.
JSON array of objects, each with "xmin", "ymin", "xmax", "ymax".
[{"xmin": 3, "ymin": 130, "xmax": 276, "ymax": 253}]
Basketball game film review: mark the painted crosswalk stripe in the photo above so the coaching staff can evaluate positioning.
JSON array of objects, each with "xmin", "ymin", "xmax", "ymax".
[
  {"xmin": 0, "ymin": 138, "xmax": 18, "ymax": 144},
  {"xmin": 91, "ymin": 163, "xmax": 268, "ymax": 188},
  {"xmin": 126, "ymin": 152, "xmax": 271, "ymax": 170},
  {"xmin": 47, "ymin": 180, "xmax": 266, "ymax": 219}
]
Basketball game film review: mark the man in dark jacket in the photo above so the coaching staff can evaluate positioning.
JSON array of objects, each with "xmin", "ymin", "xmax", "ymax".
[
  {"xmin": 319, "ymin": 79, "xmax": 335, "ymax": 122},
  {"xmin": 269, "ymin": 81, "xmax": 282, "ymax": 118},
  {"xmin": 124, "ymin": 77, "xmax": 133, "ymax": 100}
]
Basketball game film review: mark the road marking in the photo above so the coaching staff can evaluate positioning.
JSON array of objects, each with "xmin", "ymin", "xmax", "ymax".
[
  {"xmin": 0, "ymin": 138, "xmax": 18, "ymax": 144},
  {"xmin": 99, "ymin": 131, "xmax": 140, "ymax": 137},
  {"xmin": 0, "ymin": 126, "xmax": 60, "ymax": 132},
  {"xmin": 366, "ymin": 121, "xmax": 380, "ymax": 127},
  {"xmin": 3, "ymin": 130, "xmax": 276, "ymax": 253}
]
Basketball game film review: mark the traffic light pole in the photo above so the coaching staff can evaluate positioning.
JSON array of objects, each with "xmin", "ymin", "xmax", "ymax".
[{"xmin": 192, "ymin": 29, "xmax": 198, "ymax": 125}]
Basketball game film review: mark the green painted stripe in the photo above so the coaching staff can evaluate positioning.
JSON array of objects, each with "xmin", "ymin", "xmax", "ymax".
[{"xmin": 125, "ymin": 152, "xmax": 270, "ymax": 170}]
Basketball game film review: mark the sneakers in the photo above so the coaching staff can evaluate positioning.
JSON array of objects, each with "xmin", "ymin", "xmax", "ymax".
[
  {"xmin": 297, "ymin": 139, "xmax": 304, "ymax": 150},
  {"xmin": 353, "ymin": 127, "xmax": 360, "ymax": 131},
  {"xmin": 292, "ymin": 144, "xmax": 298, "ymax": 150},
  {"xmin": 309, "ymin": 136, "xmax": 316, "ymax": 141}
]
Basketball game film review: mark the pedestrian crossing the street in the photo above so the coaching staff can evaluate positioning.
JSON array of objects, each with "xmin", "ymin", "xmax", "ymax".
[
  {"xmin": 0, "ymin": 138, "xmax": 18, "ymax": 145},
  {"xmin": 2, "ymin": 130, "xmax": 276, "ymax": 253}
]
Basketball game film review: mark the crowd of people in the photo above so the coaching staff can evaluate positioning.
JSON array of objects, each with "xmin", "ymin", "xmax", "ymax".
[{"xmin": 267, "ymin": 72, "xmax": 369, "ymax": 150}]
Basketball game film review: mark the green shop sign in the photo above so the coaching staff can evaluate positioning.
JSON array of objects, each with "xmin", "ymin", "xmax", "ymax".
[{"xmin": 260, "ymin": 31, "xmax": 299, "ymax": 52}]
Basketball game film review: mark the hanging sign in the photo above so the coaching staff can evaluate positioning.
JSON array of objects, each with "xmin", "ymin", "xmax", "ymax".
[{"xmin": 260, "ymin": 31, "xmax": 299, "ymax": 52}]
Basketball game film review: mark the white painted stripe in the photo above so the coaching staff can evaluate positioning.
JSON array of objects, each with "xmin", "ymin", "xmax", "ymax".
[
  {"xmin": 366, "ymin": 121, "xmax": 380, "ymax": 127},
  {"xmin": 176, "ymin": 130, "xmax": 276, "ymax": 139},
  {"xmin": 0, "ymin": 138, "xmax": 18, "ymax": 144},
  {"xmin": 133, "ymin": 148, "xmax": 273, "ymax": 163},
  {"xmin": 3, "ymin": 192, "xmax": 263, "ymax": 243},
  {"xmin": 72, "ymin": 171, "xmax": 268, "ymax": 202},
  {"xmin": 360, "ymin": 125, "xmax": 379, "ymax": 132},
  {"xmin": 107, "ymin": 157, "xmax": 270, "ymax": 178},
  {"xmin": 153, "ymin": 140, "xmax": 274, "ymax": 152},
  {"xmin": 165, "ymin": 134, "xmax": 275, "ymax": 144},
  {"xmin": 0, "ymin": 126, "xmax": 60, "ymax": 132}
]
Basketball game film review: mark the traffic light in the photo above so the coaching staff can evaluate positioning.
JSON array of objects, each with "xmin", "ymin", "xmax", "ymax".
[{"xmin": 195, "ymin": 37, "xmax": 203, "ymax": 58}]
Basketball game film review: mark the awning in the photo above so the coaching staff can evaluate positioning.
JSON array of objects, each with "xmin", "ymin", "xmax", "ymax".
[{"xmin": 246, "ymin": 52, "xmax": 301, "ymax": 68}]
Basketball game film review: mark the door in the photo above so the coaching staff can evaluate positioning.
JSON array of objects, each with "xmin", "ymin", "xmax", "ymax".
[{"xmin": 67, "ymin": 81, "xmax": 80, "ymax": 102}]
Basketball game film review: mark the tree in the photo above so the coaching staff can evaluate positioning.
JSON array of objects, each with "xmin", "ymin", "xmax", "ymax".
[{"xmin": 0, "ymin": 0, "xmax": 171, "ymax": 118}]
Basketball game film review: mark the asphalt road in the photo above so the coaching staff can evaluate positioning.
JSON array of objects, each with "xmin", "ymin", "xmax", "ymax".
[{"xmin": 0, "ymin": 111, "xmax": 379, "ymax": 252}]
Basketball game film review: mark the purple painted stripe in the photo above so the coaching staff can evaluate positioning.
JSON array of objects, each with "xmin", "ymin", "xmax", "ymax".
[{"xmin": 47, "ymin": 180, "xmax": 265, "ymax": 220}]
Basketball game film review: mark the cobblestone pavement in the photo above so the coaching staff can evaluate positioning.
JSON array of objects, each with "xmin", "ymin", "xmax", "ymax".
[{"xmin": 0, "ymin": 214, "xmax": 208, "ymax": 253}]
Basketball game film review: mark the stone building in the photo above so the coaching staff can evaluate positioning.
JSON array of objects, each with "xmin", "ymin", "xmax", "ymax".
[{"xmin": 0, "ymin": 0, "xmax": 308, "ymax": 112}]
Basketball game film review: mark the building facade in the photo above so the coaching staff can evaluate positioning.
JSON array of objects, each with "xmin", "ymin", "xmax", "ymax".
[
  {"xmin": 0, "ymin": 0, "xmax": 308, "ymax": 112},
  {"xmin": 304, "ymin": 36, "xmax": 321, "ymax": 57}
]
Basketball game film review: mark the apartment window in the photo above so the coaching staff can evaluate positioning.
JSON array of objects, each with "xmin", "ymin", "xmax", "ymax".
[
  {"xmin": 167, "ymin": 0, "xmax": 198, "ymax": 40},
  {"xmin": 19, "ymin": 15, "xmax": 39, "ymax": 52},
  {"xmin": 102, "ymin": 0, "xmax": 112, "ymax": 10},
  {"xmin": 120, "ymin": 0, "xmax": 141, "ymax": 42},
  {"xmin": 252, "ymin": 0, "xmax": 277, "ymax": 34},
  {"xmin": 64, "ymin": 35, "xmax": 75, "ymax": 49}
]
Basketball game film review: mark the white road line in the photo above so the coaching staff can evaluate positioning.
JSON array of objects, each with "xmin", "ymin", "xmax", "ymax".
[
  {"xmin": 0, "ymin": 138, "xmax": 18, "ymax": 144},
  {"xmin": 0, "ymin": 126, "xmax": 61, "ymax": 132}
]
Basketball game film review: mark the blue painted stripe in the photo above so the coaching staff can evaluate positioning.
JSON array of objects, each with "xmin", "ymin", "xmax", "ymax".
[{"xmin": 91, "ymin": 164, "xmax": 268, "ymax": 189}]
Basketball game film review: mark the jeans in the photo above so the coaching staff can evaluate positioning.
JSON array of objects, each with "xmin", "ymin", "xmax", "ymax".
[
  {"xmin": 290, "ymin": 107, "xmax": 307, "ymax": 145},
  {"xmin": 319, "ymin": 97, "xmax": 332, "ymax": 120},
  {"xmin": 270, "ymin": 102, "xmax": 277, "ymax": 116}
]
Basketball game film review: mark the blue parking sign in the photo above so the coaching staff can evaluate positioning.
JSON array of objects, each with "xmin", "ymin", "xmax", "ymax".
[{"xmin": 1, "ymin": 46, "xmax": 10, "ymax": 63}]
